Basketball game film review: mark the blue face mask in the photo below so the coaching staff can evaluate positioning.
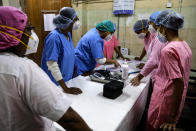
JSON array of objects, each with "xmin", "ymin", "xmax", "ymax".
[{"xmin": 157, "ymin": 30, "xmax": 167, "ymax": 43}]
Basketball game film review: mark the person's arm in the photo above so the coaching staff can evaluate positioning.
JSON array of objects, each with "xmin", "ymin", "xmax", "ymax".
[
  {"xmin": 44, "ymin": 35, "xmax": 81, "ymax": 94},
  {"xmin": 136, "ymin": 63, "xmax": 145, "ymax": 69},
  {"xmin": 73, "ymin": 64, "xmax": 78, "ymax": 78},
  {"xmin": 140, "ymin": 41, "xmax": 164, "ymax": 75},
  {"xmin": 135, "ymin": 47, "xmax": 146, "ymax": 61},
  {"xmin": 159, "ymin": 48, "xmax": 185, "ymax": 131},
  {"xmin": 81, "ymin": 71, "xmax": 94, "ymax": 76},
  {"xmin": 160, "ymin": 78, "xmax": 184, "ymax": 131},
  {"xmin": 114, "ymin": 46, "xmax": 130, "ymax": 60},
  {"xmin": 47, "ymin": 61, "xmax": 82, "ymax": 95},
  {"xmin": 58, "ymin": 79, "xmax": 82, "ymax": 95},
  {"xmin": 170, "ymin": 78, "xmax": 184, "ymax": 122},
  {"xmin": 91, "ymin": 37, "xmax": 121, "ymax": 67},
  {"xmin": 112, "ymin": 35, "xmax": 129, "ymax": 60},
  {"xmin": 132, "ymin": 41, "xmax": 165, "ymax": 85},
  {"xmin": 130, "ymin": 73, "xmax": 144, "ymax": 86},
  {"xmin": 21, "ymin": 60, "xmax": 91, "ymax": 131},
  {"xmin": 96, "ymin": 58, "xmax": 120, "ymax": 67},
  {"xmin": 57, "ymin": 107, "xmax": 92, "ymax": 131},
  {"xmin": 106, "ymin": 58, "xmax": 120, "ymax": 67}
]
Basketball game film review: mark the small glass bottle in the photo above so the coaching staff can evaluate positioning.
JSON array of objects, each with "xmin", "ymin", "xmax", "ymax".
[{"xmin": 121, "ymin": 60, "xmax": 129, "ymax": 80}]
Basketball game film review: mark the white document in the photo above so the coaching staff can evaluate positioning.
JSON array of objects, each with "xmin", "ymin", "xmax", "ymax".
[
  {"xmin": 43, "ymin": 14, "xmax": 56, "ymax": 31},
  {"xmin": 113, "ymin": 0, "xmax": 135, "ymax": 14},
  {"xmin": 121, "ymin": 48, "xmax": 129, "ymax": 56}
]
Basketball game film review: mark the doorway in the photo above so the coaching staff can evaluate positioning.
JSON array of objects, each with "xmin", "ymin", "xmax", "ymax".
[{"xmin": 20, "ymin": 0, "xmax": 71, "ymax": 65}]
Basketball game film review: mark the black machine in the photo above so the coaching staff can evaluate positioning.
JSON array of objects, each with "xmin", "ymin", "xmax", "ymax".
[
  {"xmin": 90, "ymin": 70, "xmax": 124, "ymax": 99},
  {"xmin": 89, "ymin": 70, "xmax": 122, "ymax": 84},
  {"xmin": 103, "ymin": 80, "xmax": 124, "ymax": 99}
]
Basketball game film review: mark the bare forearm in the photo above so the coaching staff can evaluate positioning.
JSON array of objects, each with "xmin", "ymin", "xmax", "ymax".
[
  {"xmin": 105, "ymin": 58, "xmax": 120, "ymax": 67},
  {"xmin": 114, "ymin": 47, "xmax": 124, "ymax": 59},
  {"xmin": 170, "ymin": 78, "xmax": 184, "ymax": 122},
  {"xmin": 139, "ymin": 47, "xmax": 146, "ymax": 60},
  {"xmin": 58, "ymin": 79, "xmax": 68, "ymax": 92},
  {"xmin": 105, "ymin": 58, "xmax": 115, "ymax": 65},
  {"xmin": 58, "ymin": 78, "xmax": 82, "ymax": 95},
  {"xmin": 73, "ymin": 65, "xmax": 78, "ymax": 78},
  {"xmin": 57, "ymin": 107, "xmax": 92, "ymax": 131}
]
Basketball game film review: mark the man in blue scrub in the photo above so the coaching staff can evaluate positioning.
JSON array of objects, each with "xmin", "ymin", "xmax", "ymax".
[
  {"xmin": 75, "ymin": 20, "xmax": 120, "ymax": 75},
  {"xmin": 41, "ymin": 7, "xmax": 82, "ymax": 95}
]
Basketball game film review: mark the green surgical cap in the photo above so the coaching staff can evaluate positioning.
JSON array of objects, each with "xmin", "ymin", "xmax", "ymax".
[{"xmin": 96, "ymin": 20, "xmax": 114, "ymax": 33}]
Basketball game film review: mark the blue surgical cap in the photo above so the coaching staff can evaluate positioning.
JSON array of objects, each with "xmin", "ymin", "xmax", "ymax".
[
  {"xmin": 150, "ymin": 11, "xmax": 162, "ymax": 24},
  {"xmin": 155, "ymin": 10, "xmax": 184, "ymax": 30},
  {"xmin": 96, "ymin": 20, "xmax": 114, "ymax": 33},
  {"xmin": 53, "ymin": 7, "xmax": 77, "ymax": 29},
  {"xmin": 133, "ymin": 19, "xmax": 149, "ymax": 32}
]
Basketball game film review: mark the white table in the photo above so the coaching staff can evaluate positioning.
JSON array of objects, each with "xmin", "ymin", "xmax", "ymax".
[{"xmin": 55, "ymin": 60, "xmax": 150, "ymax": 131}]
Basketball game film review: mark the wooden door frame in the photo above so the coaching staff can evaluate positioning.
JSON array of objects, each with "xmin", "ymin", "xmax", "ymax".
[
  {"xmin": 19, "ymin": 0, "xmax": 27, "ymax": 13},
  {"xmin": 19, "ymin": 0, "xmax": 72, "ymax": 65},
  {"xmin": 0, "ymin": 0, "xmax": 3, "ymax": 6}
]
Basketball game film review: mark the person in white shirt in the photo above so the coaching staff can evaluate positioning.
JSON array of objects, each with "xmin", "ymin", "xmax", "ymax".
[{"xmin": 0, "ymin": 6, "xmax": 92, "ymax": 131}]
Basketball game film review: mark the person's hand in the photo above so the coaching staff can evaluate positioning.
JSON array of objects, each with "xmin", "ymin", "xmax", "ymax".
[
  {"xmin": 130, "ymin": 76, "xmax": 141, "ymax": 86},
  {"xmin": 124, "ymin": 57, "xmax": 131, "ymax": 61},
  {"xmin": 134, "ymin": 56, "xmax": 141, "ymax": 61},
  {"xmin": 114, "ymin": 60, "xmax": 121, "ymax": 67},
  {"xmin": 137, "ymin": 63, "xmax": 145, "ymax": 69},
  {"xmin": 81, "ymin": 71, "xmax": 93, "ymax": 76},
  {"xmin": 160, "ymin": 123, "xmax": 176, "ymax": 131},
  {"xmin": 64, "ymin": 87, "xmax": 82, "ymax": 95}
]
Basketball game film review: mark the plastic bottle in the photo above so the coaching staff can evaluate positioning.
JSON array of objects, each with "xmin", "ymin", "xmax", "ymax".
[{"xmin": 121, "ymin": 60, "xmax": 129, "ymax": 80}]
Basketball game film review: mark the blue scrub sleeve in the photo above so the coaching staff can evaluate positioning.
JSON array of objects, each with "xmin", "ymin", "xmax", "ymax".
[
  {"xmin": 90, "ymin": 39, "xmax": 104, "ymax": 59},
  {"xmin": 45, "ymin": 34, "xmax": 61, "ymax": 62}
]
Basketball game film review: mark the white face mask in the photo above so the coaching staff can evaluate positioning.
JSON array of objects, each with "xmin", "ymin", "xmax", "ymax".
[
  {"xmin": 137, "ymin": 33, "xmax": 146, "ymax": 39},
  {"xmin": 72, "ymin": 21, "xmax": 80, "ymax": 30},
  {"xmin": 104, "ymin": 34, "xmax": 113, "ymax": 41},
  {"xmin": 157, "ymin": 31, "xmax": 167, "ymax": 43},
  {"xmin": 25, "ymin": 30, "xmax": 39, "ymax": 55},
  {"xmin": 148, "ymin": 25, "xmax": 156, "ymax": 34}
]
